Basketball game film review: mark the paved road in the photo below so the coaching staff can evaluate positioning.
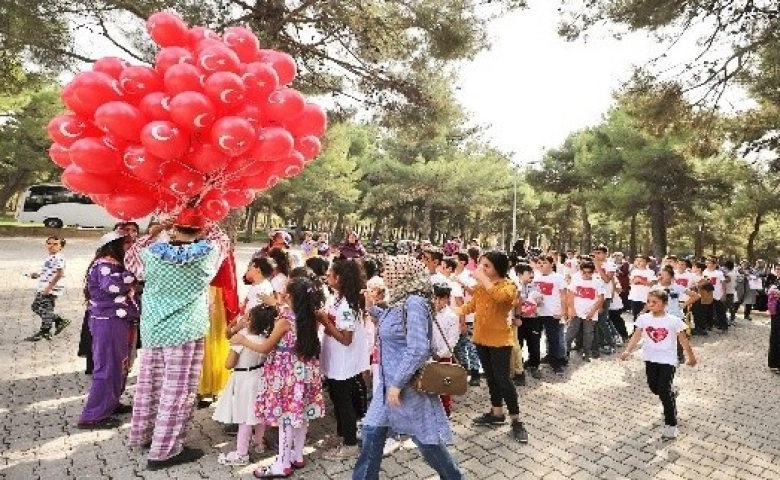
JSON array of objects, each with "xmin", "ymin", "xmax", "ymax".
[{"xmin": 1, "ymin": 236, "xmax": 780, "ymax": 479}]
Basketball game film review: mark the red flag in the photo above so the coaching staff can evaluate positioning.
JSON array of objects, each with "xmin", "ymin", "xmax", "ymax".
[{"xmin": 211, "ymin": 250, "xmax": 240, "ymax": 322}]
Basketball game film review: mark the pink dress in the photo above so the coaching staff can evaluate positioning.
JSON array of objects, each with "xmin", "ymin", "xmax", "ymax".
[{"xmin": 255, "ymin": 314, "xmax": 325, "ymax": 427}]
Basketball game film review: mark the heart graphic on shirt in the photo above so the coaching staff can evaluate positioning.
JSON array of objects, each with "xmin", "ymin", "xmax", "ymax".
[{"xmin": 646, "ymin": 326, "xmax": 669, "ymax": 343}]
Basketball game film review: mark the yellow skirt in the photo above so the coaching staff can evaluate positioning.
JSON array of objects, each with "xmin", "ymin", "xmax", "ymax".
[{"xmin": 198, "ymin": 287, "xmax": 231, "ymax": 397}]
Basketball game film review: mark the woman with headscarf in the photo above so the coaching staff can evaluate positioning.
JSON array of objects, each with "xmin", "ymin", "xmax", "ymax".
[
  {"xmin": 352, "ymin": 256, "xmax": 463, "ymax": 480},
  {"xmin": 338, "ymin": 231, "xmax": 366, "ymax": 260},
  {"xmin": 77, "ymin": 231, "xmax": 137, "ymax": 429}
]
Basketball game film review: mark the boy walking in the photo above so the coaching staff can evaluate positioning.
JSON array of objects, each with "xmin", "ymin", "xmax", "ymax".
[{"xmin": 25, "ymin": 236, "xmax": 70, "ymax": 341}]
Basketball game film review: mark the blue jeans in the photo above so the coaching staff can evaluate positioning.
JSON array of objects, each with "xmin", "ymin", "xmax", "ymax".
[{"xmin": 353, "ymin": 425, "xmax": 464, "ymax": 480}]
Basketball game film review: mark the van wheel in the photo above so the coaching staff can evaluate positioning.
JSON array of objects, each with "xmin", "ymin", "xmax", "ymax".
[{"xmin": 43, "ymin": 218, "xmax": 63, "ymax": 228}]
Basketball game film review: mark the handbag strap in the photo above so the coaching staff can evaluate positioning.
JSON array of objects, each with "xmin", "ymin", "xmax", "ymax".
[{"xmin": 400, "ymin": 298, "xmax": 460, "ymax": 364}]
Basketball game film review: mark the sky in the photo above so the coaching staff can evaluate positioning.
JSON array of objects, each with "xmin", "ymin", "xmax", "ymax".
[{"xmin": 455, "ymin": 0, "xmax": 697, "ymax": 165}]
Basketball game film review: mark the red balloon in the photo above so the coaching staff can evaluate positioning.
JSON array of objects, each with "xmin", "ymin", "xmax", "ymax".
[
  {"xmin": 69, "ymin": 137, "xmax": 123, "ymax": 173},
  {"xmin": 155, "ymin": 47, "xmax": 195, "ymax": 75},
  {"xmin": 210, "ymin": 117, "xmax": 256, "ymax": 157},
  {"xmin": 187, "ymin": 26, "xmax": 220, "ymax": 48},
  {"xmin": 119, "ymin": 66, "xmax": 163, "ymax": 96},
  {"xmin": 94, "ymin": 101, "xmax": 147, "ymax": 141},
  {"xmin": 263, "ymin": 88, "xmax": 305, "ymax": 123},
  {"xmin": 295, "ymin": 135, "xmax": 322, "ymax": 161},
  {"xmin": 239, "ymin": 171, "xmax": 280, "ymax": 191},
  {"xmin": 286, "ymin": 103, "xmax": 327, "ymax": 137},
  {"xmin": 102, "ymin": 134, "xmax": 129, "ymax": 152},
  {"xmin": 147, "ymin": 12, "xmax": 189, "ymax": 48},
  {"xmin": 123, "ymin": 145, "xmax": 165, "ymax": 183},
  {"xmin": 241, "ymin": 62, "xmax": 279, "ymax": 98},
  {"xmin": 199, "ymin": 191, "xmax": 230, "ymax": 221},
  {"xmin": 49, "ymin": 144, "xmax": 71, "ymax": 168},
  {"xmin": 63, "ymin": 71, "xmax": 124, "ymax": 117},
  {"xmin": 197, "ymin": 45, "xmax": 241, "ymax": 74},
  {"xmin": 249, "ymin": 126, "xmax": 294, "ymax": 161},
  {"xmin": 258, "ymin": 50, "xmax": 297, "ymax": 85},
  {"xmin": 273, "ymin": 151, "xmax": 306, "ymax": 178},
  {"xmin": 158, "ymin": 190, "xmax": 180, "ymax": 211},
  {"xmin": 61, "ymin": 164, "xmax": 115, "ymax": 194},
  {"xmin": 223, "ymin": 189, "xmax": 256, "ymax": 208},
  {"xmin": 105, "ymin": 193, "xmax": 158, "ymax": 220},
  {"xmin": 224, "ymin": 156, "xmax": 269, "ymax": 177},
  {"xmin": 164, "ymin": 63, "xmax": 204, "ymax": 95},
  {"xmin": 47, "ymin": 114, "xmax": 101, "ymax": 147},
  {"xmin": 92, "ymin": 57, "xmax": 129, "ymax": 79},
  {"xmin": 169, "ymin": 91, "xmax": 216, "ymax": 130},
  {"xmin": 139, "ymin": 92, "xmax": 172, "ymax": 121},
  {"xmin": 193, "ymin": 38, "xmax": 226, "ymax": 56},
  {"xmin": 140, "ymin": 121, "xmax": 189, "ymax": 160},
  {"xmin": 223, "ymin": 26, "xmax": 260, "ymax": 63},
  {"xmin": 163, "ymin": 162, "xmax": 205, "ymax": 197},
  {"xmin": 204, "ymin": 72, "xmax": 246, "ymax": 108},
  {"xmin": 233, "ymin": 104, "xmax": 263, "ymax": 128},
  {"xmin": 187, "ymin": 142, "xmax": 230, "ymax": 174}
]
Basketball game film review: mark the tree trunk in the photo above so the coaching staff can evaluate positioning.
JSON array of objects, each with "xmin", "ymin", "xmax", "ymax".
[
  {"xmin": 332, "ymin": 212, "xmax": 345, "ymax": 245},
  {"xmin": 370, "ymin": 216, "xmax": 383, "ymax": 243},
  {"xmin": 581, "ymin": 204, "xmax": 592, "ymax": 253},
  {"xmin": 0, "ymin": 169, "xmax": 34, "ymax": 213},
  {"xmin": 746, "ymin": 212, "xmax": 763, "ymax": 263},
  {"xmin": 629, "ymin": 213, "xmax": 638, "ymax": 259},
  {"xmin": 647, "ymin": 200, "xmax": 667, "ymax": 257},
  {"xmin": 241, "ymin": 206, "xmax": 259, "ymax": 242},
  {"xmin": 293, "ymin": 207, "xmax": 306, "ymax": 243},
  {"xmin": 218, "ymin": 209, "xmax": 244, "ymax": 243}
]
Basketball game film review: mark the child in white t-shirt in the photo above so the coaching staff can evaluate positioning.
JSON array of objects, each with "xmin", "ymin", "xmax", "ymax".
[
  {"xmin": 565, "ymin": 262, "xmax": 605, "ymax": 362},
  {"xmin": 620, "ymin": 290, "xmax": 697, "ymax": 440},
  {"xmin": 433, "ymin": 284, "xmax": 461, "ymax": 417},
  {"xmin": 628, "ymin": 256, "xmax": 657, "ymax": 320},
  {"xmin": 26, "ymin": 236, "xmax": 69, "ymax": 341}
]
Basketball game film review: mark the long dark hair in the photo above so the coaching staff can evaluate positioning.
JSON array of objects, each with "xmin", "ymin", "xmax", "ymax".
[
  {"xmin": 286, "ymin": 277, "xmax": 323, "ymax": 361},
  {"xmin": 248, "ymin": 304, "xmax": 278, "ymax": 337},
  {"xmin": 268, "ymin": 247, "xmax": 290, "ymax": 276},
  {"xmin": 330, "ymin": 259, "xmax": 366, "ymax": 313},
  {"xmin": 83, "ymin": 239, "xmax": 127, "ymax": 303},
  {"xmin": 481, "ymin": 251, "xmax": 510, "ymax": 278}
]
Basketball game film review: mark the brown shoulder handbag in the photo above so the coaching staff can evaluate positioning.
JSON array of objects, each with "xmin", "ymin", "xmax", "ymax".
[{"xmin": 402, "ymin": 302, "xmax": 468, "ymax": 396}]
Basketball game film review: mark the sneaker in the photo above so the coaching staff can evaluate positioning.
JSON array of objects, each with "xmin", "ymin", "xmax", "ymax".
[
  {"xmin": 54, "ymin": 318, "xmax": 71, "ymax": 335},
  {"xmin": 147, "ymin": 447, "xmax": 204, "ymax": 471},
  {"xmin": 217, "ymin": 451, "xmax": 249, "ymax": 466},
  {"xmin": 529, "ymin": 368, "xmax": 542, "ymax": 380},
  {"xmin": 113, "ymin": 403, "xmax": 133, "ymax": 415},
  {"xmin": 472, "ymin": 412, "xmax": 506, "ymax": 426},
  {"xmin": 322, "ymin": 444, "xmax": 360, "ymax": 461},
  {"xmin": 581, "ymin": 354, "xmax": 591, "ymax": 363},
  {"xmin": 511, "ymin": 420, "xmax": 529, "ymax": 443},
  {"xmin": 770, "ymin": 368, "xmax": 780, "ymax": 374},
  {"xmin": 540, "ymin": 355, "xmax": 550, "ymax": 364},
  {"xmin": 513, "ymin": 372, "xmax": 526, "ymax": 386},
  {"xmin": 662, "ymin": 425, "xmax": 678, "ymax": 439},
  {"xmin": 25, "ymin": 330, "xmax": 52, "ymax": 342},
  {"xmin": 468, "ymin": 372, "xmax": 481, "ymax": 387},
  {"xmin": 382, "ymin": 437, "xmax": 401, "ymax": 457},
  {"xmin": 552, "ymin": 365, "xmax": 565, "ymax": 376}
]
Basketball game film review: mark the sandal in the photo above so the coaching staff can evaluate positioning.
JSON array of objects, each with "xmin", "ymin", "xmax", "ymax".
[
  {"xmin": 253, "ymin": 466, "xmax": 293, "ymax": 478},
  {"xmin": 254, "ymin": 438, "xmax": 267, "ymax": 454},
  {"xmin": 217, "ymin": 451, "xmax": 249, "ymax": 466}
]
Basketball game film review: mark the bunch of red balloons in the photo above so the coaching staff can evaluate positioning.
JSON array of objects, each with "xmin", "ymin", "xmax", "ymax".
[{"xmin": 47, "ymin": 11, "xmax": 327, "ymax": 221}]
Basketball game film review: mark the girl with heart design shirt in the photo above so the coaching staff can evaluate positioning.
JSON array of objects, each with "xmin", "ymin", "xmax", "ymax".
[{"xmin": 620, "ymin": 290, "xmax": 697, "ymax": 439}]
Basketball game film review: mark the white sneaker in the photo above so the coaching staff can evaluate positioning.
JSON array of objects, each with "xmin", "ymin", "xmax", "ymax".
[
  {"xmin": 382, "ymin": 437, "xmax": 401, "ymax": 457},
  {"xmin": 662, "ymin": 425, "xmax": 678, "ymax": 439}
]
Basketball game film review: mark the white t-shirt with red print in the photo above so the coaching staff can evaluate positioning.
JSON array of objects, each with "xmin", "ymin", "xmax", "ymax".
[
  {"xmin": 567, "ymin": 278, "xmax": 605, "ymax": 320},
  {"xmin": 534, "ymin": 272, "xmax": 567, "ymax": 317},
  {"xmin": 628, "ymin": 268, "xmax": 657, "ymax": 302},
  {"xmin": 634, "ymin": 312, "xmax": 687, "ymax": 366},
  {"xmin": 703, "ymin": 268, "xmax": 725, "ymax": 301}
]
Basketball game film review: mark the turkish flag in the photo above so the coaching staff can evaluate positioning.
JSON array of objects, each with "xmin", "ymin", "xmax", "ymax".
[
  {"xmin": 675, "ymin": 278, "xmax": 689, "ymax": 287},
  {"xmin": 536, "ymin": 282, "xmax": 554, "ymax": 296},
  {"xmin": 576, "ymin": 286, "xmax": 597, "ymax": 300},
  {"xmin": 635, "ymin": 276, "xmax": 648, "ymax": 285}
]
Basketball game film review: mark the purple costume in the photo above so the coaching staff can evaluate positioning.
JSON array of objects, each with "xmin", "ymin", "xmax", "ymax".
[{"xmin": 79, "ymin": 259, "xmax": 139, "ymax": 424}]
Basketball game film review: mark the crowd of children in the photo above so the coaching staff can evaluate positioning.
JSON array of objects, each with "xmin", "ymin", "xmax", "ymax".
[{"xmin": 21, "ymin": 229, "xmax": 780, "ymax": 476}]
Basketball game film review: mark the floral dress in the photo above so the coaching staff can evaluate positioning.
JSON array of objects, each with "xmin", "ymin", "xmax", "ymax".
[{"xmin": 255, "ymin": 313, "xmax": 325, "ymax": 427}]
